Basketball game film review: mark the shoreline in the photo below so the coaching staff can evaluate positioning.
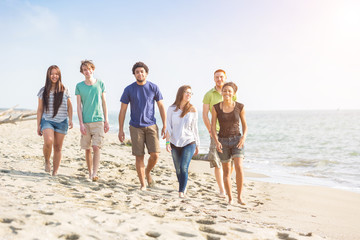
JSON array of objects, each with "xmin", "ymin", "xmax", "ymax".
[{"xmin": 1, "ymin": 120, "xmax": 360, "ymax": 239}]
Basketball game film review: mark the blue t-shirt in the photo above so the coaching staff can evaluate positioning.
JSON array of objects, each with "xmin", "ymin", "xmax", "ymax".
[{"xmin": 120, "ymin": 81, "xmax": 163, "ymax": 128}]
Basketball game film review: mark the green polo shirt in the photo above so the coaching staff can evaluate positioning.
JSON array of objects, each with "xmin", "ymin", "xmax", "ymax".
[{"xmin": 203, "ymin": 87, "xmax": 237, "ymax": 131}]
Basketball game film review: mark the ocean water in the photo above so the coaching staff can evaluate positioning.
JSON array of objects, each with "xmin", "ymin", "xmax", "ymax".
[{"xmin": 107, "ymin": 110, "xmax": 360, "ymax": 193}]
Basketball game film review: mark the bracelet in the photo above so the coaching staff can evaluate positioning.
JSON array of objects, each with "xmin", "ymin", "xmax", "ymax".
[{"xmin": 166, "ymin": 141, "xmax": 170, "ymax": 145}]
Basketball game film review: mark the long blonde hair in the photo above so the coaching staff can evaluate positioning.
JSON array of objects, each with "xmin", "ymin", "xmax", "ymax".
[{"xmin": 172, "ymin": 85, "xmax": 193, "ymax": 118}]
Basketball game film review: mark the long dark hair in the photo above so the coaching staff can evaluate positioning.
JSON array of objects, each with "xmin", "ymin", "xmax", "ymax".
[
  {"xmin": 172, "ymin": 85, "xmax": 193, "ymax": 118},
  {"xmin": 43, "ymin": 65, "xmax": 64, "ymax": 118}
]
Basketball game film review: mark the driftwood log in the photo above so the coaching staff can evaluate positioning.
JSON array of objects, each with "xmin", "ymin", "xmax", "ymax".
[{"xmin": 0, "ymin": 106, "xmax": 36, "ymax": 125}]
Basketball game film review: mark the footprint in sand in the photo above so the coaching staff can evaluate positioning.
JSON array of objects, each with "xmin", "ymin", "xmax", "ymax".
[
  {"xmin": 196, "ymin": 219, "xmax": 216, "ymax": 225},
  {"xmin": 36, "ymin": 210, "xmax": 54, "ymax": 215},
  {"xmin": 199, "ymin": 226, "xmax": 226, "ymax": 236},
  {"xmin": 90, "ymin": 186, "xmax": 101, "ymax": 191},
  {"xmin": 72, "ymin": 193, "xmax": 85, "ymax": 199},
  {"xmin": 231, "ymin": 226, "xmax": 253, "ymax": 234},
  {"xmin": 9, "ymin": 226, "xmax": 22, "ymax": 234},
  {"xmin": 166, "ymin": 206, "xmax": 177, "ymax": 212},
  {"xmin": 58, "ymin": 233, "xmax": 80, "ymax": 240},
  {"xmin": 0, "ymin": 218, "xmax": 14, "ymax": 223},
  {"xmin": 146, "ymin": 231, "xmax": 161, "ymax": 238},
  {"xmin": 176, "ymin": 231, "xmax": 198, "ymax": 237},
  {"xmin": 45, "ymin": 221, "xmax": 61, "ymax": 226},
  {"xmin": 206, "ymin": 235, "xmax": 221, "ymax": 240}
]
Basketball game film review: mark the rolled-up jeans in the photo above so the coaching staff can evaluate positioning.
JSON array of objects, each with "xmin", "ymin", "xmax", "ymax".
[{"xmin": 170, "ymin": 143, "xmax": 196, "ymax": 193}]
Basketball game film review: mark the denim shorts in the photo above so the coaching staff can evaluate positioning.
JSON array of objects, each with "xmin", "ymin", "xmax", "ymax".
[
  {"xmin": 217, "ymin": 135, "xmax": 244, "ymax": 162},
  {"xmin": 41, "ymin": 118, "xmax": 69, "ymax": 135}
]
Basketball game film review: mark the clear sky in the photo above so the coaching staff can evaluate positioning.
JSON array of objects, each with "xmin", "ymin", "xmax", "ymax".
[{"xmin": 0, "ymin": 0, "xmax": 359, "ymax": 111}]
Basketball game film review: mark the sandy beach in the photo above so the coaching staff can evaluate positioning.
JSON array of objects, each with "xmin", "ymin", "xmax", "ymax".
[{"xmin": 1, "ymin": 120, "xmax": 360, "ymax": 240}]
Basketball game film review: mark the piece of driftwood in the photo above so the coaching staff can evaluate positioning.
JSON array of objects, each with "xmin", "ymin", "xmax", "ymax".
[
  {"xmin": 192, "ymin": 153, "xmax": 209, "ymax": 161},
  {"xmin": 0, "ymin": 107, "xmax": 36, "ymax": 125},
  {"xmin": 0, "ymin": 105, "xmax": 18, "ymax": 117}
]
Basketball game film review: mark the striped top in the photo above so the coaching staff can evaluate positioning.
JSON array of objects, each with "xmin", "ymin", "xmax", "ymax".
[{"xmin": 37, "ymin": 87, "xmax": 70, "ymax": 123}]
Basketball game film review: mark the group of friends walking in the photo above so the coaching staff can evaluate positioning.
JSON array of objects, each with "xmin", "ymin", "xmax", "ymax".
[{"xmin": 36, "ymin": 61, "xmax": 248, "ymax": 205}]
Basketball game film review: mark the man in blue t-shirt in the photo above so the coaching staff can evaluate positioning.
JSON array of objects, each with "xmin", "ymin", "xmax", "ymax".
[{"xmin": 118, "ymin": 62, "xmax": 166, "ymax": 190}]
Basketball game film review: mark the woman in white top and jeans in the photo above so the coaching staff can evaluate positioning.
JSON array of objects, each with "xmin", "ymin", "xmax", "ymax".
[{"xmin": 166, "ymin": 85, "xmax": 200, "ymax": 198}]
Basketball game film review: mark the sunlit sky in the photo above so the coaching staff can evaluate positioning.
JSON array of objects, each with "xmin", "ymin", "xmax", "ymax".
[{"xmin": 0, "ymin": 0, "xmax": 359, "ymax": 111}]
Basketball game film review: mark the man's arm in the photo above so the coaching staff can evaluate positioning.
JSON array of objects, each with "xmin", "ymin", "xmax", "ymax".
[
  {"xmin": 156, "ymin": 100, "xmax": 166, "ymax": 139},
  {"xmin": 202, "ymin": 103, "xmax": 211, "ymax": 134},
  {"xmin": 101, "ymin": 92, "xmax": 109, "ymax": 133},
  {"xmin": 37, "ymin": 98, "xmax": 43, "ymax": 136},
  {"xmin": 76, "ymin": 95, "xmax": 86, "ymax": 135},
  {"xmin": 67, "ymin": 98, "xmax": 73, "ymax": 129},
  {"xmin": 118, "ymin": 103, "xmax": 128, "ymax": 142},
  {"xmin": 211, "ymin": 106, "xmax": 222, "ymax": 153}
]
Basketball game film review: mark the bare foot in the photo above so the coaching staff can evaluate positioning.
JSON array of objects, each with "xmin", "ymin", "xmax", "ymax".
[
  {"xmin": 52, "ymin": 171, "xmax": 57, "ymax": 176},
  {"xmin": 148, "ymin": 180, "xmax": 156, "ymax": 188},
  {"xmin": 228, "ymin": 196, "xmax": 233, "ymax": 205},
  {"xmin": 219, "ymin": 192, "xmax": 226, "ymax": 198},
  {"xmin": 145, "ymin": 171, "xmax": 153, "ymax": 186},
  {"xmin": 140, "ymin": 186, "xmax": 146, "ymax": 191},
  {"xmin": 45, "ymin": 161, "xmax": 51, "ymax": 173},
  {"xmin": 238, "ymin": 199, "xmax": 246, "ymax": 205},
  {"xmin": 92, "ymin": 176, "xmax": 99, "ymax": 182}
]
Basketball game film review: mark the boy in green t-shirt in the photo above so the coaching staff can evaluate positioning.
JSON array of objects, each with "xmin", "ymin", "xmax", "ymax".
[{"xmin": 75, "ymin": 60, "xmax": 109, "ymax": 181}]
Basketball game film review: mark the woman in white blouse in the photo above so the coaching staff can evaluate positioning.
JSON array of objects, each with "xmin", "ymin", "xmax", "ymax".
[{"xmin": 166, "ymin": 85, "xmax": 200, "ymax": 198}]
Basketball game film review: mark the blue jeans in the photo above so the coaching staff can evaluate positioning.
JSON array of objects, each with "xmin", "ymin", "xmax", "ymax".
[{"xmin": 171, "ymin": 143, "xmax": 196, "ymax": 193}]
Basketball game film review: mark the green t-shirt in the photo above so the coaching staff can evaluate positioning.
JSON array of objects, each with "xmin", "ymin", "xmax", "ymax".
[
  {"xmin": 75, "ymin": 79, "xmax": 105, "ymax": 123},
  {"xmin": 203, "ymin": 87, "xmax": 237, "ymax": 131}
]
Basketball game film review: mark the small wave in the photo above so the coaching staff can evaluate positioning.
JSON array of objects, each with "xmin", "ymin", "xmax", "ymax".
[
  {"xmin": 282, "ymin": 159, "xmax": 338, "ymax": 168},
  {"xmin": 349, "ymin": 152, "xmax": 360, "ymax": 156}
]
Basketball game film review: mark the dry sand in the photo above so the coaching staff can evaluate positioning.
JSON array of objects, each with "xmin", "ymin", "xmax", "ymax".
[{"xmin": 1, "ymin": 120, "xmax": 360, "ymax": 240}]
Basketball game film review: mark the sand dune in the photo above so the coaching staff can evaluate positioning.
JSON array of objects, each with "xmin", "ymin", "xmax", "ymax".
[{"xmin": 1, "ymin": 121, "xmax": 359, "ymax": 239}]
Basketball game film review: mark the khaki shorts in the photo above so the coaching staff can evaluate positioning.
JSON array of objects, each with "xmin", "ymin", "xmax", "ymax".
[
  {"xmin": 80, "ymin": 122, "xmax": 105, "ymax": 149},
  {"xmin": 129, "ymin": 124, "xmax": 160, "ymax": 156},
  {"xmin": 208, "ymin": 137, "xmax": 221, "ymax": 168}
]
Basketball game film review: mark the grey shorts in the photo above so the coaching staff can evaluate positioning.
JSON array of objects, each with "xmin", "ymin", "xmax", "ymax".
[
  {"xmin": 217, "ymin": 135, "xmax": 245, "ymax": 163},
  {"xmin": 129, "ymin": 124, "xmax": 160, "ymax": 156},
  {"xmin": 208, "ymin": 137, "xmax": 221, "ymax": 168}
]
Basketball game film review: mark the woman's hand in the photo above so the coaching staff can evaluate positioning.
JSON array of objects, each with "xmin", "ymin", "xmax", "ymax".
[
  {"xmin": 69, "ymin": 120, "xmax": 73, "ymax": 129},
  {"xmin": 194, "ymin": 146, "xmax": 199, "ymax": 156},
  {"xmin": 37, "ymin": 125, "xmax": 42, "ymax": 136},
  {"xmin": 237, "ymin": 136, "xmax": 246, "ymax": 149},
  {"xmin": 166, "ymin": 143, "xmax": 172, "ymax": 153},
  {"xmin": 216, "ymin": 141, "xmax": 223, "ymax": 153}
]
